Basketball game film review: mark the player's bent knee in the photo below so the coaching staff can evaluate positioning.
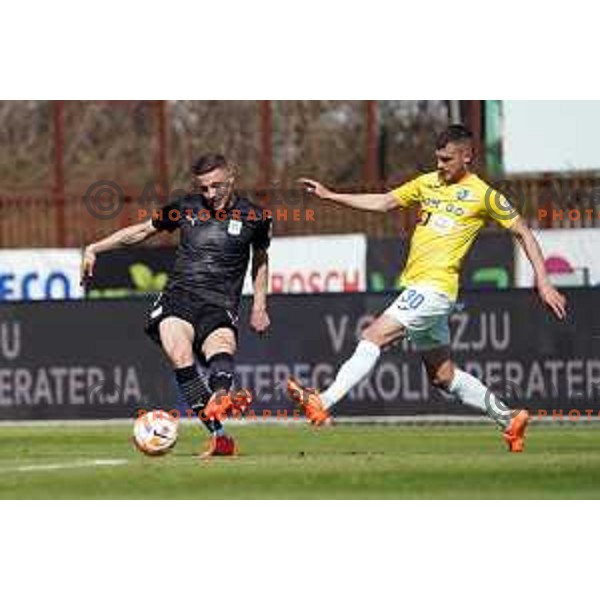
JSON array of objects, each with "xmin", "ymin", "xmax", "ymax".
[
  {"xmin": 361, "ymin": 330, "xmax": 380, "ymax": 346},
  {"xmin": 428, "ymin": 365, "xmax": 455, "ymax": 390},
  {"xmin": 165, "ymin": 344, "xmax": 194, "ymax": 368},
  {"xmin": 361, "ymin": 323, "xmax": 387, "ymax": 347},
  {"xmin": 361, "ymin": 321, "xmax": 404, "ymax": 348},
  {"xmin": 202, "ymin": 328, "xmax": 237, "ymax": 357},
  {"xmin": 430, "ymin": 374, "xmax": 453, "ymax": 390}
]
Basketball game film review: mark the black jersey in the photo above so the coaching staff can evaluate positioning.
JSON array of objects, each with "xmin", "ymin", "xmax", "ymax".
[{"xmin": 152, "ymin": 193, "xmax": 271, "ymax": 310}]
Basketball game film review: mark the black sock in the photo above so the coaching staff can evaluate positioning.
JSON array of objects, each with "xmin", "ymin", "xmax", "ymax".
[
  {"xmin": 174, "ymin": 365, "xmax": 223, "ymax": 435},
  {"xmin": 207, "ymin": 353, "xmax": 235, "ymax": 436},
  {"xmin": 207, "ymin": 352, "xmax": 235, "ymax": 393}
]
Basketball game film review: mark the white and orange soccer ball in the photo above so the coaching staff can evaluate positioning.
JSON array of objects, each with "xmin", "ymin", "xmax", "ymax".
[{"xmin": 132, "ymin": 410, "xmax": 179, "ymax": 456}]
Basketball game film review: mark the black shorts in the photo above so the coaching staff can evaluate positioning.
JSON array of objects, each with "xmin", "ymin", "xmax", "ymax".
[{"xmin": 144, "ymin": 287, "xmax": 239, "ymax": 358}]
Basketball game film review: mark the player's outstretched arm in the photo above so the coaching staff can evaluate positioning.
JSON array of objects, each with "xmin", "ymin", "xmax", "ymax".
[
  {"xmin": 509, "ymin": 217, "xmax": 567, "ymax": 320},
  {"xmin": 299, "ymin": 178, "xmax": 397, "ymax": 213},
  {"xmin": 81, "ymin": 219, "xmax": 159, "ymax": 285}
]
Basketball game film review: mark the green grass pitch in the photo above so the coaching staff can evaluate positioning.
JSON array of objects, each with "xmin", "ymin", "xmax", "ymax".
[{"xmin": 0, "ymin": 422, "xmax": 599, "ymax": 499}]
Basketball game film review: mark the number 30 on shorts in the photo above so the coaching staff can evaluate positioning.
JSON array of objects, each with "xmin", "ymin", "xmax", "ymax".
[{"xmin": 397, "ymin": 288, "xmax": 425, "ymax": 310}]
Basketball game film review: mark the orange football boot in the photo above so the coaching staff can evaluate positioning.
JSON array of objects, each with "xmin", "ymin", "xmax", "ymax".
[
  {"xmin": 502, "ymin": 409, "xmax": 530, "ymax": 452},
  {"xmin": 200, "ymin": 434, "xmax": 236, "ymax": 458},
  {"xmin": 203, "ymin": 391, "xmax": 233, "ymax": 421},
  {"xmin": 287, "ymin": 378, "xmax": 331, "ymax": 426},
  {"xmin": 230, "ymin": 388, "xmax": 253, "ymax": 417},
  {"xmin": 203, "ymin": 388, "xmax": 254, "ymax": 421}
]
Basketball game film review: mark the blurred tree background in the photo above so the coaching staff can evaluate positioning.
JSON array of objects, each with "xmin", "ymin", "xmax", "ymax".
[
  {"xmin": 1, "ymin": 101, "xmax": 596, "ymax": 247},
  {"xmin": 0, "ymin": 100, "xmax": 454, "ymax": 245},
  {"xmin": 0, "ymin": 100, "xmax": 450, "ymax": 195}
]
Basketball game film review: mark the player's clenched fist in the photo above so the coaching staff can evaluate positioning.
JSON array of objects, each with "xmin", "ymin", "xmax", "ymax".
[
  {"xmin": 80, "ymin": 245, "xmax": 96, "ymax": 285},
  {"xmin": 250, "ymin": 306, "xmax": 270, "ymax": 334},
  {"xmin": 298, "ymin": 178, "xmax": 331, "ymax": 199}
]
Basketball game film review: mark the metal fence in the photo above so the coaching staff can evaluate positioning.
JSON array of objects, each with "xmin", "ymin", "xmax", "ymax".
[{"xmin": 1, "ymin": 100, "xmax": 599, "ymax": 248}]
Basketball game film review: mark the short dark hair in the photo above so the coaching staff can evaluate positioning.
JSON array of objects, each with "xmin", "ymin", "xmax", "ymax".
[
  {"xmin": 436, "ymin": 124, "xmax": 473, "ymax": 149},
  {"xmin": 191, "ymin": 153, "xmax": 229, "ymax": 176}
]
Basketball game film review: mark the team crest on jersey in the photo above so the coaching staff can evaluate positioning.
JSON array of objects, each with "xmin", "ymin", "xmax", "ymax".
[
  {"xmin": 186, "ymin": 213, "xmax": 199, "ymax": 226},
  {"xmin": 227, "ymin": 219, "xmax": 243, "ymax": 236},
  {"xmin": 226, "ymin": 310, "xmax": 239, "ymax": 325},
  {"xmin": 456, "ymin": 188, "xmax": 473, "ymax": 201}
]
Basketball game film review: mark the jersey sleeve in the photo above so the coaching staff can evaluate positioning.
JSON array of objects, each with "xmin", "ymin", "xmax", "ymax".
[
  {"xmin": 485, "ymin": 188, "xmax": 520, "ymax": 229},
  {"xmin": 390, "ymin": 176, "xmax": 423, "ymax": 208},
  {"xmin": 252, "ymin": 215, "xmax": 273, "ymax": 251},
  {"xmin": 151, "ymin": 199, "xmax": 183, "ymax": 232}
]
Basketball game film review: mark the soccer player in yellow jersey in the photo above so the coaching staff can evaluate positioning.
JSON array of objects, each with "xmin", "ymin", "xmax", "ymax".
[{"xmin": 288, "ymin": 124, "xmax": 567, "ymax": 452}]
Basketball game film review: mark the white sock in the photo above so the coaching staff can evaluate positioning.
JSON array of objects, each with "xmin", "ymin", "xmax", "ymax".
[
  {"xmin": 448, "ymin": 369, "xmax": 512, "ymax": 428},
  {"xmin": 321, "ymin": 340, "xmax": 381, "ymax": 410}
]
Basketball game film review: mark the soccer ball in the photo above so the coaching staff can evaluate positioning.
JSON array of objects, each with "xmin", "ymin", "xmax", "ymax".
[{"xmin": 133, "ymin": 410, "xmax": 179, "ymax": 456}]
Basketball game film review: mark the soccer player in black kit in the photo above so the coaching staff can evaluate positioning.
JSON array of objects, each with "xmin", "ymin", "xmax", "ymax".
[{"xmin": 81, "ymin": 154, "xmax": 272, "ymax": 456}]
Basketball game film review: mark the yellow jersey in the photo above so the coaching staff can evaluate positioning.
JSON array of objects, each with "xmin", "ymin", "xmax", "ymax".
[{"xmin": 391, "ymin": 171, "xmax": 518, "ymax": 301}]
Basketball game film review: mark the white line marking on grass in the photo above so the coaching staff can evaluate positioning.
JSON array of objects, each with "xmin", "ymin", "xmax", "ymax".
[{"xmin": 0, "ymin": 459, "xmax": 129, "ymax": 474}]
